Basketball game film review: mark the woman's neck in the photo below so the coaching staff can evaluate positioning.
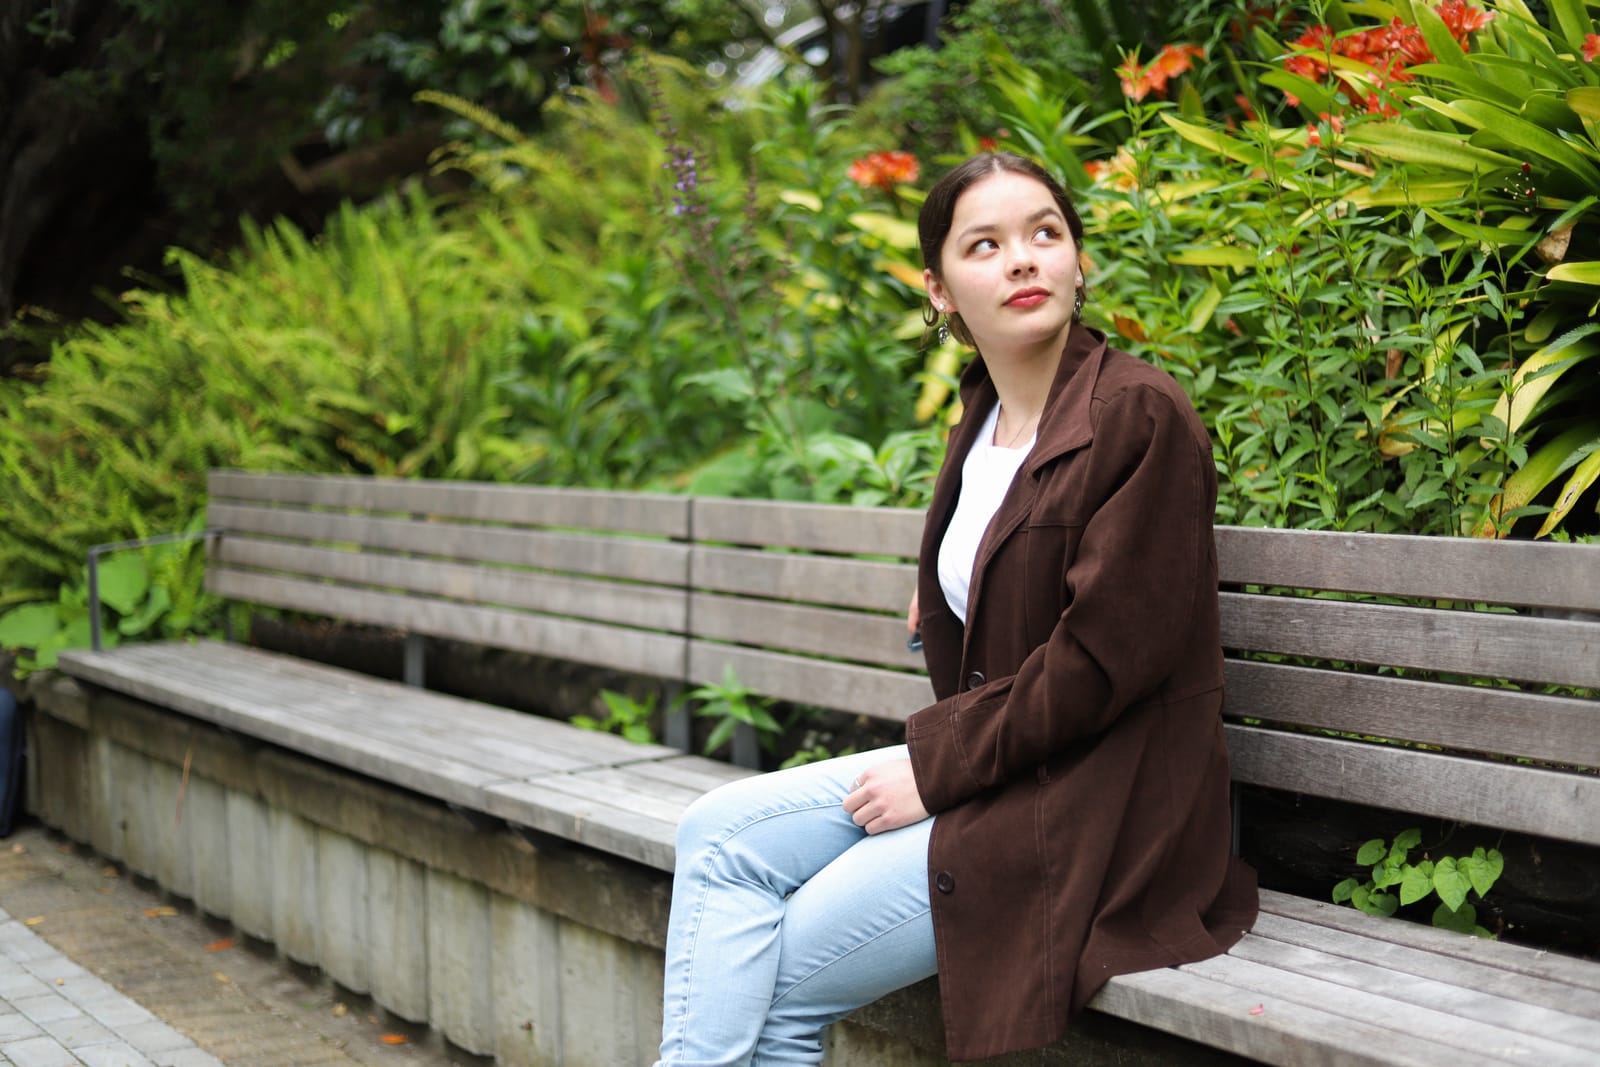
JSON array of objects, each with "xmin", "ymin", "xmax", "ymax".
[{"xmin": 983, "ymin": 330, "xmax": 1068, "ymax": 440}]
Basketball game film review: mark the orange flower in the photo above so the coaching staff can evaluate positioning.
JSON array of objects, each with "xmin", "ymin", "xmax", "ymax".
[
  {"xmin": 1435, "ymin": 0, "xmax": 1494, "ymax": 47},
  {"xmin": 1584, "ymin": 34, "xmax": 1600, "ymax": 63},
  {"xmin": 1306, "ymin": 111, "xmax": 1345, "ymax": 147},
  {"xmin": 1118, "ymin": 43, "xmax": 1205, "ymax": 101},
  {"xmin": 848, "ymin": 151, "xmax": 919, "ymax": 191}
]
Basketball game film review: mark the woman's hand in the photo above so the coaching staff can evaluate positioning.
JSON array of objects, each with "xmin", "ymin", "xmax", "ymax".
[
  {"xmin": 844, "ymin": 759, "xmax": 930, "ymax": 834},
  {"xmin": 907, "ymin": 589, "xmax": 920, "ymax": 638}
]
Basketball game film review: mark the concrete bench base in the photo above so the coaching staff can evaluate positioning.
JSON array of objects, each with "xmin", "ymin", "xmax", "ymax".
[{"xmin": 22, "ymin": 673, "xmax": 1242, "ymax": 1067}]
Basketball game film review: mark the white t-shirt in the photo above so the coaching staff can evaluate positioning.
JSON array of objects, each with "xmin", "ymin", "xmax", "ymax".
[{"xmin": 937, "ymin": 402, "xmax": 1035, "ymax": 625}]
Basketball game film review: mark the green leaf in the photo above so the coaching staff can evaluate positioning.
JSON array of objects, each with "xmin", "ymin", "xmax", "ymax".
[
  {"xmin": 1545, "ymin": 261, "xmax": 1600, "ymax": 286},
  {"xmin": 96, "ymin": 554, "xmax": 150, "ymax": 616},
  {"xmin": 1464, "ymin": 848, "xmax": 1505, "ymax": 898},
  {"xmin": 1393, "ymin": 828, "xmax": 1423, "ymax": 856},
  {"xmin": 1432, "ymin": 900, "xmax": 1478, "ymax": 935},
  {"xmin": 0, "ymin": 603, "xmax": 61, "ymax": 649},
  {"xmin": 1537, "ymin": 447, "xmax": 1600, "ymax": 537},
  {"xmin": 1432, "ymin": 857, "xmax": 1472, "ymax": 912},
  {"xmin": 1343, "ymin": 124, "xmax": 1519, "ymax": 173},
  {"xmin": 117, "ymin": 585, "xmax": 171, "ymax": 637},
  {"xmin": 1168, "ymin": 246, "xmax": 1260, "ymax": 269},
  {"xmin": 1356, "ymin": 838, "xmax": 1387, "ymax": 865},
  {"xmin": 1399, "ymin": 865, "xmax": 1434, "ymax": 906},
  {"xmin": 1332, "ymin": 877, "xmax": 1359, "ymax": 904},
  {"xmin": 1568, "ymin": 88, "xmax": 1600, "ymax": 122}
]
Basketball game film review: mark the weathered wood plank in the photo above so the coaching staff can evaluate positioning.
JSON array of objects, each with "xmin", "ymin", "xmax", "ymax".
[
  {"xmin": 1220, "ymin": 592, "xmax": 1600, "ymax": 689},
  {"xmin": 690, "ymin": 545, "xmax": 916, "ymax": 614},
  {"xmin": 1176, "ymin": 948, "xmax": 1592, "ymax": 1064},
  {"xmin": 686, "ymin": 641, "xmax": 934, "ymax": 720},
  {"xmin": 1093, "ymin": 962, "xmax": 1459, "ymax": 1067},
  {"xmin": 57, "ymin": 649, "xmax": 512, "ymax": 810},
  {"xmin": 148, "ymin": 641, "xmax": 678, "ymax": 764},
  {"xmin": 1224, "ymin": 724, "xmax": 1600, "ymax": 846},
  {"xmin": 207, "ymin": 470, "xmax": 690, "ymax": 537},
  {"xmin": 217, "ymin": 537, "xmax": 688, "ymax": 633},
  {"xmin": 1215, "ymin": 526, "xmax": 1600, "ymax": 614},
  {"xmin": 689, "ymin": 593, "xmax": 923, "ymax": 671},
  {"xmin": 1260, "ymin": 889, "xmax": 1600, "ymax": 996},
  {"xmin": 207, "ymin": 503, "xmax": 688, "ymax": 584},
  {"xmin": 618, "ymin": 755, "xmax": 755, "ymax": 795},
  {"xmin": 1223, "ymin": 660, "xmax": 1600, "ymax": 767},
  {"xmin": 207, "ymin": 569, "xmax": 687, "ymax": 680},
  {"xmin": 1248, "ymin": 910, "xmax": 1600, "ymax": 1024},
  {"xmin": 480, "ymin": 778, "xmax": 679, "ymax": 872},
  {"xmin": 692, "ymin": 498, "xmax": 923, "ymax": 557}
]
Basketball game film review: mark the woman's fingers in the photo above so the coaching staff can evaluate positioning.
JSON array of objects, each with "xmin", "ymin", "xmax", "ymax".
[{"xmin": 843, "ymin": 759, "xmax": 929, "ymax": 834}]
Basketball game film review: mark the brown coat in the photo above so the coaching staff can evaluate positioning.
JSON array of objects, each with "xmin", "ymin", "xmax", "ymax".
[{"xmin": 906, "ymin": 323, "xmax": 1258, "ymax": 1061}]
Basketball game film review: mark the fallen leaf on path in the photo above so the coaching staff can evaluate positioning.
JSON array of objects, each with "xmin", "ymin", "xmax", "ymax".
[
  {"xmin": 101, "ymin": 866, "xmax": 119, "ymax": 878},
  {"xmin": 204, "ymin": 938, "xmax": 234, "ymax": 952},
  {"xmin": 332, "ymin": 1003, "xmax": 348, "ymax": 1017},
  {"xmin": 144, "ymin": 906, "xmax": 178, "ymax": 918},
  {"xmin": 214, "ymin": 972, "xmax": 230, "ymax": 983},
  {"xmin": 1249, "ymin": 1004, "xmax": 1265, "ymax": 1016},
  {"xmin": 380, "ymin": 1034, "xmax": 409, "ymax": 1045},
  {"xmin": 11, "ymin": 843, "xmax": 24, "ymax": 853},
  {"xmin": 55, "ymin": 978, "xmax": 65, "ymax": 985},
  {"xmin": 24, "ymin": 916, "xmax": 45, "ymax": 926}
]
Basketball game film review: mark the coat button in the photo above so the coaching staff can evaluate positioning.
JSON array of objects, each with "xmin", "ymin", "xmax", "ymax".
[
  {"xmin": 964, "ymin": 671, "xmax": 986, "ymax": 690},
  {"xmin": 935, "ymin": 871, "xmax": 956, "ymax": 894}
]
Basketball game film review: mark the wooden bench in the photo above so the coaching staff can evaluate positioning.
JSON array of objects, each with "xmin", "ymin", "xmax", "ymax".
[{"xmin": 40, "ymin": 470, "xmax": 1600, "ymax": 1066}]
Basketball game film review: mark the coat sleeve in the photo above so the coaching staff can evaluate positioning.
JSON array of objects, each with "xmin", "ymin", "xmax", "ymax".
[{"xmin": 906, "ymin": 380, "xmax": 1217, "ymax": 814}]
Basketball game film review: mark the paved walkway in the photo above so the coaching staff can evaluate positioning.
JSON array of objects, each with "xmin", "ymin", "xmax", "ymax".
[{"xmin": 0, "ymin": 822, "xmax": 484, "ymax": 1067}]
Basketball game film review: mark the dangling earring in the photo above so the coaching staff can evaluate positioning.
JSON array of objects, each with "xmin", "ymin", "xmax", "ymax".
[
  {"xmin": 938, "ymin": 316, "xmax": 950, "ymax": 346},
  {"xmin": 1073, "ymin": 288, "xmax": 1085, "ymax": 322}
]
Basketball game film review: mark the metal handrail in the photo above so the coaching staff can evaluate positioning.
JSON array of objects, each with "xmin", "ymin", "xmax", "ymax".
[{"xmin": 87, "ymin": 529, "xmax": 225, "ymax": 652}]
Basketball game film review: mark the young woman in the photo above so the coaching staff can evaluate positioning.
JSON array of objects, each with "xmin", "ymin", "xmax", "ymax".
[{"xmin": 654, "ymin": 152, "xmax": 1257, "ymax": 1066}]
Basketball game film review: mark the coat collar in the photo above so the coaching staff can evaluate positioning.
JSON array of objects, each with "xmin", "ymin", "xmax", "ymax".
[{"xmin": 920, "ymin": 323, "xmax": 1112, "ymax": 643}]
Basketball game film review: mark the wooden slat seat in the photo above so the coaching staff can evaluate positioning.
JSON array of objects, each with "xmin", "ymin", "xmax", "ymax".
[{"xmin": 48, "ymin": 471, "xmax": 1600, "ymax": 1067}]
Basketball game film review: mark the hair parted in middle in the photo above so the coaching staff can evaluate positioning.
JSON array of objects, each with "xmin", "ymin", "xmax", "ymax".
[{"xmin": 916, "ymin": 153, "xmax": 1086, "ymax": 348}]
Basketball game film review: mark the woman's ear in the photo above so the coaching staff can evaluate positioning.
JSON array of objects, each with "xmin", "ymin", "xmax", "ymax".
[{"xmin": 924, "ymin": 269, "xmax": 954, "ymax": 314}]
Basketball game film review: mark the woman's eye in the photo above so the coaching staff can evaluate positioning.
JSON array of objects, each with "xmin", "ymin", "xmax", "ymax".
[
  {"xmin": 970, "ymin": 238, "xmax": 997, "ymax": 253},
  {"xmin": 1034, "ymin": 226, "xmax": 1059, "ymax": 240}
]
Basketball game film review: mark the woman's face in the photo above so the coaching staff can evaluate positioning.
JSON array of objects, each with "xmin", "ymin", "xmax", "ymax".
[{"xmin": 924, "ymin": 170, "xmax": 1083, "ymax": 356}]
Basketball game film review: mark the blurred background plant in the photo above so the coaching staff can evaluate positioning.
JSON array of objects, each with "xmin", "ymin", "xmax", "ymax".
[{"xmin": 5, "ymin": 0, "xmax": 1598, "ymax": 673}]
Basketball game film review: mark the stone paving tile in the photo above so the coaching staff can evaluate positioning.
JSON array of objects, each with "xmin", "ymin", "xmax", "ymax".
[
  {"xmin": 76, "ymin": 1045, "xmax": 158, "ymax": 1067},
  {"xmin": 0, "ymin": 1034, "xmax": 80, "ymax": 1067},
  {"xmin": 0, "ymin": 1010, "xmax": 46, "ymax": 1041}
]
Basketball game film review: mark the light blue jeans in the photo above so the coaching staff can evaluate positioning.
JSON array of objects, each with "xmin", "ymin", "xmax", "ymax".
[{"xmin": 654, "ymin": 745, "xmax": 937, "ymax": 1066}]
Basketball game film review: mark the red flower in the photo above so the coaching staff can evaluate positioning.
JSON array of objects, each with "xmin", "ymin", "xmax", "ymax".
[
  {"xmin": 1118, "ymin": 43, "xmax": 1205, "ymax": 101},
  {"xmin": 1307, "ymin": 111, "xmax": 1346, "ymax": 147},
  {"xmin": 1584, "ymin": 34, "xmax": 1600, "ymax": 63},
  {"xmin": 848, "ymin": 151, "xmax": 920, "ymax": 191}
]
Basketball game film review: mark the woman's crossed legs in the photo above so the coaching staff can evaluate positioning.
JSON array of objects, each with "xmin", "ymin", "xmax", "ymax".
[{"xmin": 655, "ymin": 745, "xmax": 937, "ymax": 1067}]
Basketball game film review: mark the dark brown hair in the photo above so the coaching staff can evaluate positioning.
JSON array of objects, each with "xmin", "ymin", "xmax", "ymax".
[{"xmin": 917, "ymin": 153, "xmax": 1085, "ymax": 347}]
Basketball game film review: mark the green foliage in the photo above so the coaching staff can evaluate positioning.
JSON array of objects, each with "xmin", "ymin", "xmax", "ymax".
[
  {"xmin": 571, "ymin": 689, "xmax": 659, "ymax": 745},
  {"xmin": 978, "ymin": 0, "xmax": 1600, "ymax": 537},
  {"xmin": 865, "ymin": 0, "xmax": 1104, "ymax": 156},
  {"xmin": 688, "ymin": 665, "xmax": 783, "ymax": 758},
  {"xmin": 1333, "ymin": 829, "xmax": 1505, "ymax": 936}
]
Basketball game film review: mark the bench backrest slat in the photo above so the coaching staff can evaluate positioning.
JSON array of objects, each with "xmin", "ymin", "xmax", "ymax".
[
  {"xmin": 1216, "ymin": 526, "xmax": 1600, "ymax": 611},
  {"xmin": 1222, "ymin": 593, "xmax": 1600, "ymax": 689},
  {"xmin": 1224, "ymin": 660, "xmax": 1600, "ymax": 769},
  {"xmin": 1226, "ymin": 725, "xmax": 1600, "ymax": 846},
  {"xmin": 689, "ymin": 593, "xmax": 922, "ymax": 671},
  {"xmin": 693, "ymin": 498, "xmax": 923, "ymax": 557},
  {"xmin": 687, "ymin": 642, "xmax": 933, "ymax": 720},
  {"xmin": 691, "ymin": 546, "xmax": 915, "ymax": 614},
  {"xmin": 208, "ymin": 503, "xmax": 688, "ymax": 584},
  {"xmin": 210, "ymin": 470, "xmax": 690, "ymax": 538},
  {"xmin": 209, "ymin": 569, "xmax": 688, "ymax": 679},
  {"xmin": 217, "ymin": 538, "xmax": 687, "ymax": 633}
]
